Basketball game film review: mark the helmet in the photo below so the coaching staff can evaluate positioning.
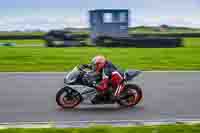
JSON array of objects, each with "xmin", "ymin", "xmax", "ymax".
[{"xmin": 91, "ymin": 55, "xmax": 106, "ymax": 73}]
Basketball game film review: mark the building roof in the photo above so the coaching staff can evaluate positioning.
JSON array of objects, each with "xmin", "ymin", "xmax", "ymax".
[{"xmin": 89, "ymin": 9, "xmax": 129, "ymax": 13}]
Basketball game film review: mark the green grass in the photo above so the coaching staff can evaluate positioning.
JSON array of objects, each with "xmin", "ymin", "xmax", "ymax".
[
  {"xmin": 1, "ymin": 124, "xmax": 200, "ymax": 133},
  {"xmin": 0, "ymin": 46, "xmax": 200, "ymax": 71},
  {"xmin": 183, "ymin": 38, "xmax": 200, "ymax": 48},
  {"xmin": 0, "ymin": 39, "xmax": 44, "ymax": 45},
  {"xmin": 0, "ymin": 37, "xmax": 199, "ymax": 72},
  {"xmin": 0, "ymin": 32, "xmax": 45, "ymax": 36}
]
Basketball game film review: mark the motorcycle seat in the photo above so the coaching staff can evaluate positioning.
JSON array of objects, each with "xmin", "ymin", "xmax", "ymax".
[{"xmin": 124, "ymin": 70, "xmax": 141, "ymax": 80}]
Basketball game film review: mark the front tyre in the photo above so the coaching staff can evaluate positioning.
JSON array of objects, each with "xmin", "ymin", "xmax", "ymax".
[
  {"xmin": 118, "ymin": 84, "xmax": 143, "ymax": 107},
  {"xmin": 56, "ymin": 86, "xmax": 82, "ymax": 109}
]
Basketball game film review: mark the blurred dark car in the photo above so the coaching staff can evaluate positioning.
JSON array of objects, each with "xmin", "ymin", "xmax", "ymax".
[{"xmin": 43, "ymin": 30, "xmax": 88, "ymax": 47}]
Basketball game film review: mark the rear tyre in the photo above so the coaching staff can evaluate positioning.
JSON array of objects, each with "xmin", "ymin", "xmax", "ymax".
[
  {"xmin": 118, "ymin": 84, "xmax": 143, "ymax": 107},
  {"xmin": 56, "ymin": 86, "xmax": 82, "ymax": 109}
]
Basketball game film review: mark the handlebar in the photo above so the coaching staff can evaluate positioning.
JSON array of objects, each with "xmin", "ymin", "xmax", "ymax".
[{"xmin": 78, "ymin": 64, "xmax": 93, "ymax": 73}]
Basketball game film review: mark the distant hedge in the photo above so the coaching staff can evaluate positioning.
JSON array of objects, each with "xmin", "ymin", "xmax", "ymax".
[
  {"xmin": 95, "ymin": 36, "xmax": 183, "ymax": 48},
  {"xmin": 1, "ymin": 32, "xmax": 200, "ymax": 41},
  {"xmin": 130, "ymin": 33, "xmax": 200, "ymax": 38}
]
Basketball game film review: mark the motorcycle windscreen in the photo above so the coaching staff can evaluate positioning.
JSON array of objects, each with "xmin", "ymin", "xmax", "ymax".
[{"xmin": 64, "ymin": 67, "xmax": 80, "ymax": 84}]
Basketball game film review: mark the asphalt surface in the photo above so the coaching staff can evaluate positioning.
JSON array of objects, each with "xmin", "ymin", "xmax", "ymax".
[{"xmin": 0, "ymin": 72, "xmax": 200, "ymax": 123}]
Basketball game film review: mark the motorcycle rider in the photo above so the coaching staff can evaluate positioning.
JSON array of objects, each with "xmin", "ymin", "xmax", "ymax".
[{"xmin": 81, "ymin": 55, "xmax": 125, "ymax": 103}]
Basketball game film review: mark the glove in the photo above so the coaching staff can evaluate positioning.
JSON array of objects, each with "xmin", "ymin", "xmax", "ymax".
[
  {"xmin": 92, "ymin": 81, "xmax": 97, "ymax": 87},
  {"xmin": 95, "ymin": 78, "xmax": 109, "ymax": 92}
]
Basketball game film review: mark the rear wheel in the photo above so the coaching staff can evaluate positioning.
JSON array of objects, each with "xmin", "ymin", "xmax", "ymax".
[
  {"xmin": 56, "ymin": 86, "xmax": 82, "ymax": 108},
  {"xmin": 118, "ymin": 84, "xmax": 143, "ymax": 107}
]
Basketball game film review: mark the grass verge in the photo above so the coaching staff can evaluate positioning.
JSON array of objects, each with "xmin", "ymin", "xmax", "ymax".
[
  {"xmin": 0, "ymin": 32, "xmax": 45, "ymax": 36},
  {"xmin": 183, "ymin": 38, "xmax": 200, "ymax": 48},
  {"xmin": 0, "ymin": 124, "xmax": 200, "ymax": 133},
  {"xmin": 0, "ymin": 46, "xmax": 200, "ymax": 71},
  {"xmin": 0, "ymin": 39, "xmax": 44, "ymax": 45}
]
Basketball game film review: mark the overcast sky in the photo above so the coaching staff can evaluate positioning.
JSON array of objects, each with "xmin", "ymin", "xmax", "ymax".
[{"xmin": 0, "ymin": 0, "xmax": 200, "ymax": 31}]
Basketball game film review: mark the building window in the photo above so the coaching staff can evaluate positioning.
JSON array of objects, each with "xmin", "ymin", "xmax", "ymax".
[
  {"xmin": 103, "ymin": 13, "xmax": 113, "ymax": 23},
  {"xmin": 91, "ymin": 13, "xmax": 98, "ymax": 24},
  {"xmin": 119, "ymin": 12, "xmax": 127, "ymax": 22}
]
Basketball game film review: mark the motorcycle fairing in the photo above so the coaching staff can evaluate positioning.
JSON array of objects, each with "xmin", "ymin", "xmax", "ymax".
[{"xmin": 65, "ymin": 85, "xmax": 97, "ymax": 100}]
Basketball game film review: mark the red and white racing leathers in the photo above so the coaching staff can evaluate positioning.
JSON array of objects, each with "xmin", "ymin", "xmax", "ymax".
[{"xmin": 95, "ymin": 61, "xmax": 125, "ymax": 97}]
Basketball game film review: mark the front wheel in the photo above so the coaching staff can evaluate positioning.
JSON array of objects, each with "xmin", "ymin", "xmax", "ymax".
[
  {"xmin": 118, "ymin": 84, "xmax": 143, "ymax": 107},
  {"xmin": 56, "ymin": 86, "xmax": 82, "ymax": 109}
]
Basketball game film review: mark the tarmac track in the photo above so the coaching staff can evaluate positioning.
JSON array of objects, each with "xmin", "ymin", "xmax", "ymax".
[{"xmin": 0, "ymin": 72, "xmax": 200, "ymax": 123}]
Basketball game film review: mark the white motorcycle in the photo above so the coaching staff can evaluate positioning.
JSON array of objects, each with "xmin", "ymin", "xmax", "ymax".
[{"xmin": 56, "ymin": 66, "xmax": 143, "ymax": 108}]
